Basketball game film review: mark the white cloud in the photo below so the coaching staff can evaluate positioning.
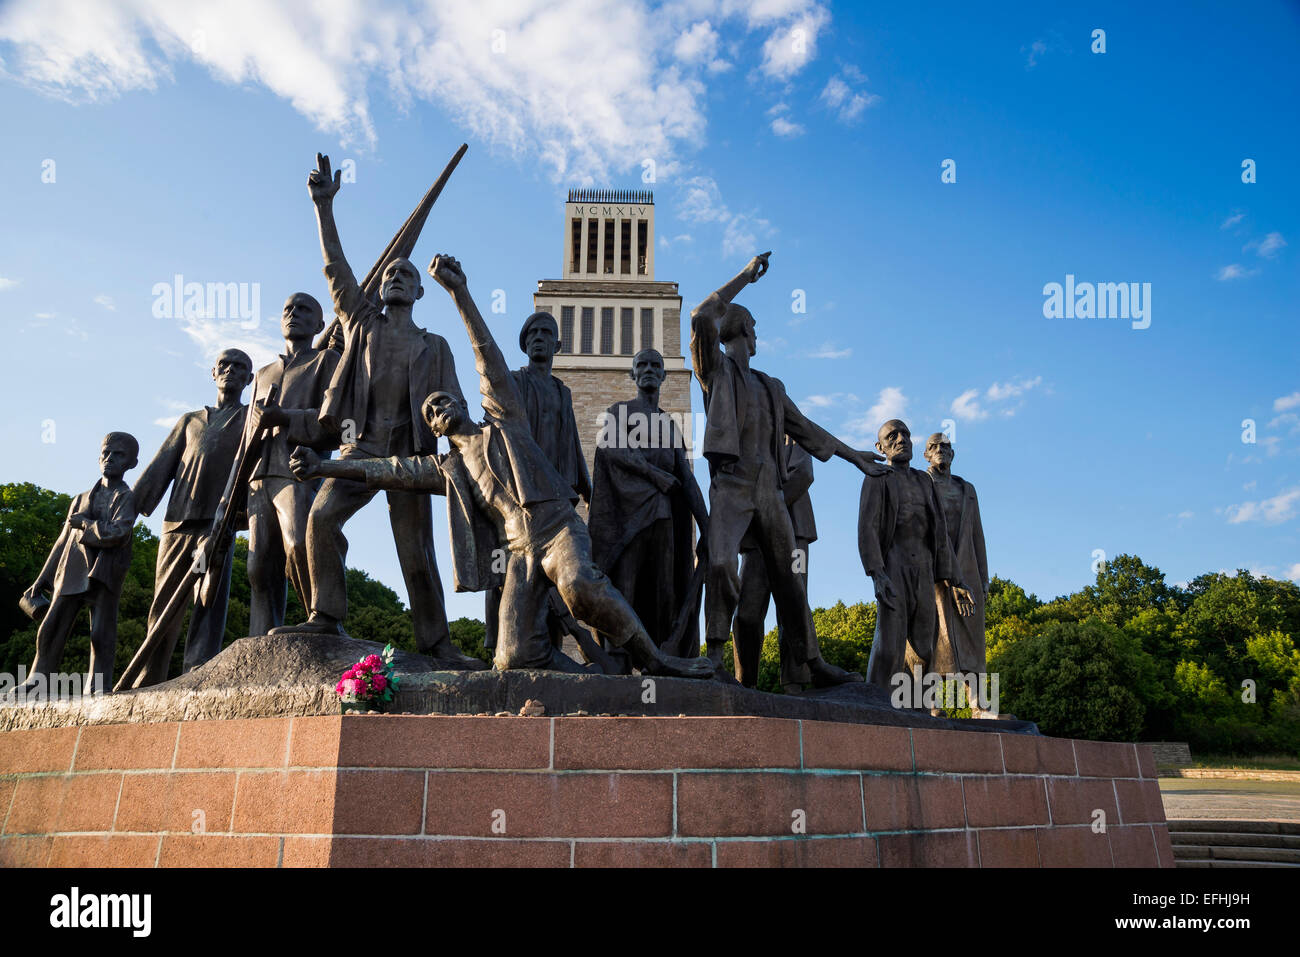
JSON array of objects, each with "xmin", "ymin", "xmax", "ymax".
[
  {"xmin": 1246, "ymin": 231, "xmax": 1286, "ymax": 259},
  {"xmin": 770, "ymin": 115, "xmax": 804, "ymax": 137},
  {"xmin": 1022, "ymin": 38, "xmax": 1048, "ymax": 69},
  {"xmin": 866, "ymin": 386, "xmax": 906, "ymax": 426},
  {"xmin": 93, "ymin": 293, "xmax": 116, "ymax": 311},
  {"xmin": 1288, "ymin": 563, "xmax": 1300, "ymax": 583},
  {"xmin": 986, "ymin": 375, "xmax": 1042, "ymax": 402},
  {"xmin": 674, "ymin": 20, "xmax": 718, "ymax": 62},
  {"xmin": 177, "ymin": 316, "xmax": 280, "ymax": 371},
  {"xmin": 803, "ymin": 342, "xmax": 850, "ymax": 359},
  {"xmin": 1220, "ymin": 211, "xmax": 1245, "ymax": 229},
  {"xmin": 0, "ymin": 278, "xmax": 18, "ymax": 290},
  {"xmin": 1275, "ymin": 392, "xmax": 1300, "ymax": 412},
  {"xmin": 1225, "ymin": 487, "xmax": 1300, "ymax": 525},
  {"xmin": 841, "ymin": 386, "xmax": 908, "ymax": 444},
  {"xmin": 819, "ymin": 72, "xmax": 879, "ymax": 122},
  {"xmin": 759, "ymin": 6, "xmax": 828, "ymax": 80},
  {"xmin": 678, "ymin": 174, "xmax": 770, "ymax": 257},
  {"xmin": 0, "ymin": 0, "xmax": 830, "ymax": 183},
  {"xmin": 802, "ymin": 392, "xmax": 858, "ymax": 409},
  {"xmin": 1215, "ymin": 263, "xmax": 1256, "ymax": 281},
  {"xmin": 152, "ymin": 396, "xmax": 192, "ymax": 429},
  {"xmin": 950, "ymin": 388, "xmax": 986, "ymax": 421},
  {"xmin": 950, "ymin": 375, "xmax": 1043, "ymax": 421}
]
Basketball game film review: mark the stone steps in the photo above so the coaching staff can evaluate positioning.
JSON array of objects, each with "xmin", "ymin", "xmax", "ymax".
[{"xmin": 1169, "ymin": 820, "xmax": 1300, "ymax": 867}]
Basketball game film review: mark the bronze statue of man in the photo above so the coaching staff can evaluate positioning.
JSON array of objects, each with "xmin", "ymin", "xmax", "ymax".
[
  {"xmin": 277, "ymin": 154, "xmax": 474, "ymax": 666},
  {"xmin": 924, "ymin": 432, "xmax": 991, "ymax": 713},
  {"xmin": 589, "ymin": 348, "xmax": 709, "ymax": 671},
  {"xmin": 732, "ymin": 437, "xmax": 814, "ymax": 691},
  {"xmin": 690, "ymin": 252, "xmax": 885, "ymax": 686},
  {"xmin": 858, "ymin": 419, "xmax": 974, "ymax": 697},
  {"xmin": 129, "ymin": 349, "xmax": 253, "ymax": 685},
  {"xmin": 19, "ymin": 432, "xmax": 139, "ymax": 695},
  {"xmin": 290, "ymin": 254, "xmax": 713, "ymax": 680},
  {"xmin": 243, "ymin": 293, "xmax": 340, "ymax": 636},
  {"xmin": 483, "ymin": 311, "xmax": 593, "ymax": 654}
]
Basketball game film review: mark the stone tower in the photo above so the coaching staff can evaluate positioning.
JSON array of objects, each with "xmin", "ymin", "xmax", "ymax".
[{"xmin": 533, "ymin": 188, "xmax": 692, "ymax": 481}]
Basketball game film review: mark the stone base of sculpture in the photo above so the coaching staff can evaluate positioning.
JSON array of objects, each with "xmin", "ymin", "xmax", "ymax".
[
  {"xmin": 0, "ymin": 634, "xmax": 1033, "ymax": 735},
  {"xmin": 0, "ymin": 708, "xmax": 1173, "ymax": 868}
]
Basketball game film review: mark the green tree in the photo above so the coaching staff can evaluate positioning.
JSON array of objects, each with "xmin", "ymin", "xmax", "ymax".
[{"xmin": 990, "ymin": 617, "xmax": 1150, "ymax": 741}]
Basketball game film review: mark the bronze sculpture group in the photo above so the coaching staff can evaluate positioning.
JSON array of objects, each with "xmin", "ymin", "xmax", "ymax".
[{"xmin": 14, "ymin": 150, "xmax": 992, "ymax": 714}]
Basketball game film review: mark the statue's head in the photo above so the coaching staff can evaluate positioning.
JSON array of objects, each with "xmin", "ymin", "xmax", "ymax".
[
  {"xmin": 212, "ymin": 348, "xmax": 254, "ymax": 395},
  {"xmin": 379, "ymin": 257, "xmax": 424, "ymax": 307},
  {"xmin": 630, "ymin": 348, "xmax": 665, "ymax": 390},
  {"xmin": 281, "ymin": 293, "xmax": 324, "ymax": 342},
  {"xmin": 719, "ymin": 303, "xmax": 756, "ymax": 357},
  {"xmin": 422, "ymin": 390, "xmax": 468, "ymax": 437},
  {"xmin": 100, "ymin": 432, "xmax": 139, "ymax": 481},
  {"xmin": 924, "ymin": 432, "xmax": 954, "ymax": 470},
  {"xmin": 876, "ymin": 419, "xmax": 912, "ymax": 464},
  {"xmin": 519, "ymin": 312, "xmax": 560, "ymax": 361}
]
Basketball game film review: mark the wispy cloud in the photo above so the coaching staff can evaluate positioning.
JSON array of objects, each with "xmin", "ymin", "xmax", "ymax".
[
  {"xmin": 93, "ymin": 293, "xmax": 116, "ymax": 311},
  {"xmin": 950, "ymin": 388, "xmax": 986, "ymax": 421},
  {"xmin": 1220, "ymin": 211, "xmax": 1245, "ymax": 229},
  {"xmin": 950, "ymin": 375, "xmax": 1043, "ymax": 421},
  {"xmin": 1245, "ymin": 231, "xmax": 1286, "ymax": 259},
  {"xmin": 1215, "ymin": 263, "xmax": 1257, "ymax": 281},
  {"xmin": 152, "ymin": 396, "xmax": 193, "ymax": 429},
  {"xmin": 1224, "ymin": 487, "xmax": 1300, "ymax": 525},
  {"xmin": 676, "ymin": 174, "xmax": 771, "ymax": 257},
  {"xmin": 767, "ymin": 102, "xmax": 805, "ymax": 138},
  {"xmin": 759, "ymin": 6, "xmax": 829, "ymax": 80},
  {"xmin": 177, "ymin": 316, "xmax": 279, "ymax": 371},
  {"xmin": 819, "ymin": 71, "xmax": 879, "ymax": 122},
  {"xmin": 802, "ymin": 392, "xmax": 859, "ymax": 410},
  {"xmin": 0, "ymin": 277, "xmax": 18, "ymax": 290},
  {"xmin": 1274, "ymin": 392, "xmax": 1300, "ymax": 413},
  {"xmin": 803, "ymin": 341, "xmax": 850, "ymax": 359},
  {"xmin": 843, "ymin": 386, "xmax": 908, "ymax": 443}
]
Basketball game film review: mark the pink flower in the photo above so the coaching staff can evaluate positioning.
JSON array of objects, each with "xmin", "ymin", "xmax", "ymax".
[
  {"xmin": 363, "ymin": 654, "xmax": 383, "ymax": 669},
  {"xmin": 372, "ymin": 674, "xmax": 387, "ymax": 691},
  {"xmin": 342, "ymin": 678, "xmax": 364, "ymax": 697}
]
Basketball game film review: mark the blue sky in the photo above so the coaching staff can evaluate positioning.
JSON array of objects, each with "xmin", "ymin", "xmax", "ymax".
[{"xmin": 1, "ymin": 0, "xmax": 1297, "ymax": 628}]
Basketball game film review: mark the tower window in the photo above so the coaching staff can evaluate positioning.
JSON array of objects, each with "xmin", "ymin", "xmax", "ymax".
[
  {"xmin": 620, "ymin": 219, "xmax": 632, "ymax": 275},
  {"xmin": 586, "ymin": 219, "xmax": 598, "ymax": 273},
  {"xmin": 637, "ymin": 221, "xmax": 648, "ymax": 275},
  {"xmin": 560, "ymin": 305, "xmax": 574, "ymax": 354},
  {"xmin": 570, "ymin": 220, "xmax": 581, "ymax": 275},
  {"xmin": 600, "ymin": 307, "xmax": 614, "ymax": 354},
  {"xmin": 640, "ymin": 308, "xmax": 655, "ymax": 351},
  {"xmin": 602, "ymin": 220, "xmax": 615, "ymax": 274},
  {"xmin": 620, "ymin": 308, "xmax": 634, "ymax": 355},
  {"xmin": 580, "ymin": 307, "xmax": 594, "ymax": 354}
]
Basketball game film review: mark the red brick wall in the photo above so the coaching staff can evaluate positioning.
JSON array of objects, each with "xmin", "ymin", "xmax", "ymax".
[{"xmin": 0, "ymin": 716, "xmax": 1173, "ymax": 868}]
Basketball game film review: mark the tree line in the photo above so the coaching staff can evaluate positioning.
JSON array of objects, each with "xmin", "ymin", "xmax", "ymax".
[{"xmin": 4, "ymin": 482, "xmax": 1297, "ymax": 754}]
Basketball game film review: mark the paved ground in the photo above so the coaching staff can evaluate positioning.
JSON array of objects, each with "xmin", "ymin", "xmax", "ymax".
[{"xmin": 1160, "ymin": 778, "xmax": 1300, "ymax": 821}]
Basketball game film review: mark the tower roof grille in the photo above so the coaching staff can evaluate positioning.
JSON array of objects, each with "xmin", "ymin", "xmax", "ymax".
[{"xmin": 566, "ymin": 188, "xmax": 653, "ymax": 204}]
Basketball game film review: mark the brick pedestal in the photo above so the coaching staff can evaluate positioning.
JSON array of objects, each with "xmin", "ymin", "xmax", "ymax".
[{"xmin": 0, "ymin": 716, "xmax": 1173, "ymax": 867}]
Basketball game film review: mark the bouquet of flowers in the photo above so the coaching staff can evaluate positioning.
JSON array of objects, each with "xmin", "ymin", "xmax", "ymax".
[{"xmin": 336, "ymin": 644, "xmax": 400, "ymax": 714}]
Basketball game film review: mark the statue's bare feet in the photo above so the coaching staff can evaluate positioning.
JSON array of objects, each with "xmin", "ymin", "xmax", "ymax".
[
  {"xmin": 807, "ymin": 657, "xmax": 864, "ymax": 687},
  {"xmin": 645, "ymin": 653, "xmax": 715, "ymax": 680}
]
